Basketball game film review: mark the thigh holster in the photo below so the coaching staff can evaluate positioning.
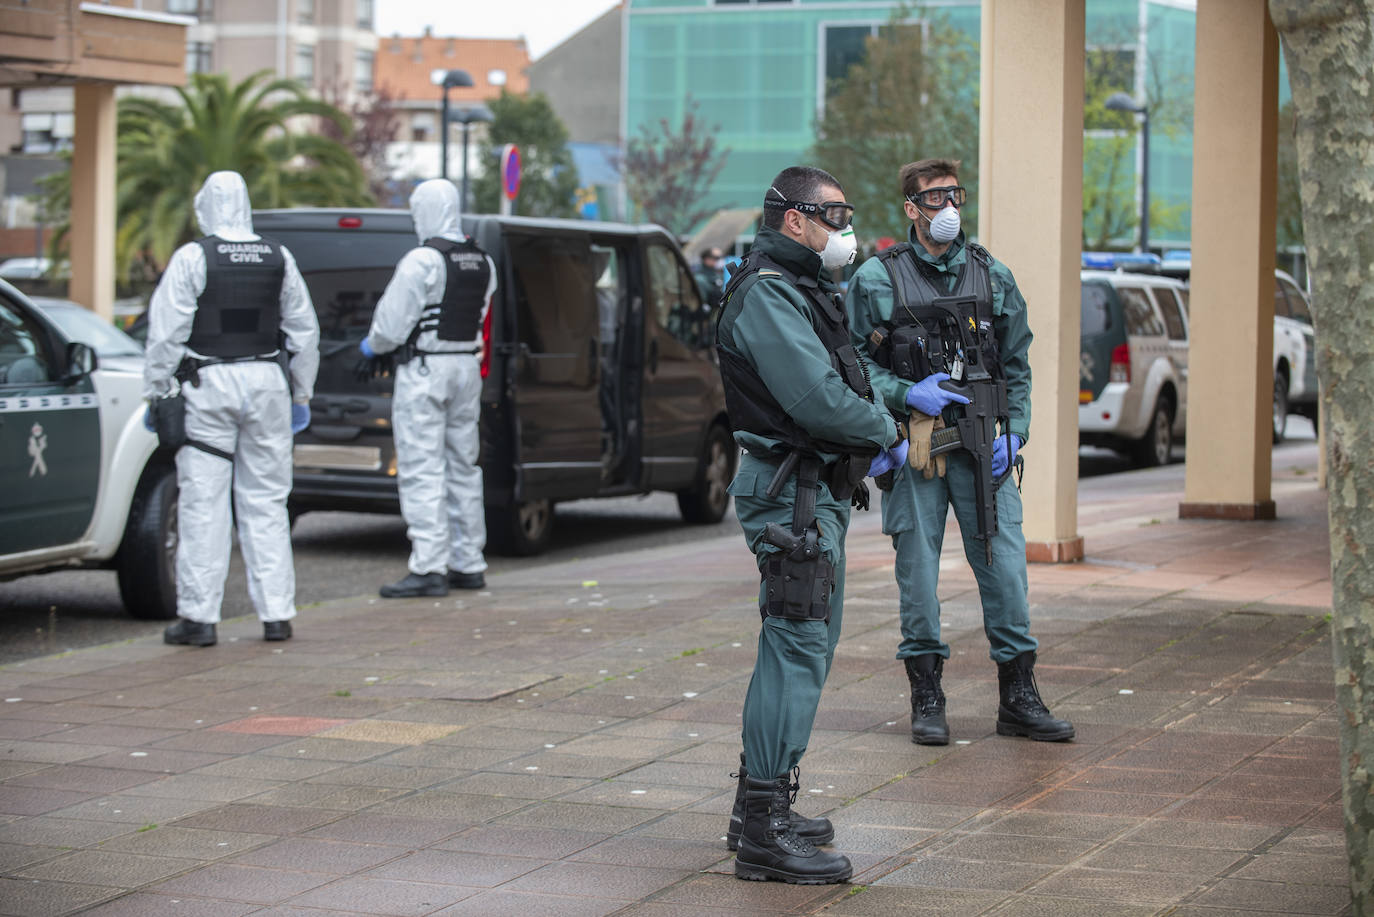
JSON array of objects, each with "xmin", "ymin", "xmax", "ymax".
[
  {"xmin": 759, "ymin": 455, "xmax": 835, "ymax": 623},
  {"xmin": 762, "ymin": 532, "xmax": 835, "ymax": 623}
]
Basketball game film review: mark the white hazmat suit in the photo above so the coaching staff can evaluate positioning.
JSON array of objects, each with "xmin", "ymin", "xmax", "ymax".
[
  {"xmin": 367, "ymin": 180, "xmax": 496, "ymax": 585},
  {"xmin": 144, "ymin": 171, "xmax": 319, "ymax": 629}
]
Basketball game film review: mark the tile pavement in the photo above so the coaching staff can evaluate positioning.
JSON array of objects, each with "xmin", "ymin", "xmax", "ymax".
[{"xmin": 0, "ymin": 443, "xmax": 1355, "ymax": 915}]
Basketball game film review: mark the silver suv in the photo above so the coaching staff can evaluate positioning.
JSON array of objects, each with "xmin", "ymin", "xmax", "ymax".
[{"xmin": 1078, "ymin": 268, "xmax": 1190, "ymax": 466}]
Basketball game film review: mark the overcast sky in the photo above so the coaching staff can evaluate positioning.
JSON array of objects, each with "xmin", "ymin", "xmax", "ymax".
[{"xmin": 374, "ymin": 0, "xmax": 620, "ymax": 60}]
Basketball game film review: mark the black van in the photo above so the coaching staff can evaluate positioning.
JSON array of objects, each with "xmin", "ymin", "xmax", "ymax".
[{"xmin": 251, "ymin": 209, "xmax": 735, "ymax": 555}]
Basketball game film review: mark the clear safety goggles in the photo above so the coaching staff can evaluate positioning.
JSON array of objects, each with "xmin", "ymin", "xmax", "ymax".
[
  {"xmin": 907, "ymin": 185, "xmax": 967, "ymax": 209},
  {"xmin": 763, "ymin": 196, "xmax": 855, "ymax": 231}
]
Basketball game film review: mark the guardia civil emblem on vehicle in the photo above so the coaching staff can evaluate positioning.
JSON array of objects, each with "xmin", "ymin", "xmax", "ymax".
[{"xmin": 27, "ymin": 422, "xmax": 47, "ymax": 477}]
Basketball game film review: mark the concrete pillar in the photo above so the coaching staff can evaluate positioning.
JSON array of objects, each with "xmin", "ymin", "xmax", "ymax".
[
  {"xmin": 1180, "ymin": 2, "xmax": 1278, "ymax": 520},
  {"xmin": 979, "ymin": 0, "xmax": 1085, "ymax": 562},
  {"xmin": 68, "ymin": 83, "xmax": 117, "ymax": 322}
]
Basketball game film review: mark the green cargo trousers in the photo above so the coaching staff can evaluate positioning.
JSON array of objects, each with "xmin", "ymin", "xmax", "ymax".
[
  {"xmin": 728, "ymin": 453, "xmax": 850, "ymax": 781},
  {"xmin": 881, "ymin": 451, "xmax": 1037, "ymax": 665}
]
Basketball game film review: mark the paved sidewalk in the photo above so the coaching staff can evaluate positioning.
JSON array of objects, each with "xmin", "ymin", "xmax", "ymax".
[{"xmin": 0, "ymin": 444, "xmax": 1351, "ymax": 916}]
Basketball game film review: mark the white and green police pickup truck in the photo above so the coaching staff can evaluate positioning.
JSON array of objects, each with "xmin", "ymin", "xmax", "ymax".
[{"xmin": 0, "ymin": 279, "xmax": 177, "ymax": 619}]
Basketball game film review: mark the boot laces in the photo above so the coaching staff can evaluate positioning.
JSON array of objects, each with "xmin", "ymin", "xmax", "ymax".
[
  {"xmin": 788, "ymin": 766, "xmax": 802, "ymax": 806},
  {"xmin": 1012, "ymin": 667, "xmax": 1050, "ymax": 715}
]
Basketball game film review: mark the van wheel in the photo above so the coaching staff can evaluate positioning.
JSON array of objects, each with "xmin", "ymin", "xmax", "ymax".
[
  {"xmin": 486, "ymin": 498, "xmax": 553, "ymax": 556},
  {"xmin": 1133, "ymin": 398, "xmax": 1174, "ymax": 467},
  {"xmin": 1272, "ymin": 373, "xmax": 1289, "ymax": 444},
  {"xmin": 117, "ymin": 469, "xmax": 179, "ymax": 620},
  {"xmin": 677, "ymin": 425, "xmax": 736, "ymax": 524}
]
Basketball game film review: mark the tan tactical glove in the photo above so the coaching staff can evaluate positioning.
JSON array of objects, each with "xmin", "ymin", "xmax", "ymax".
[{"xmin": 906, "ymin": 411, "xmax": 947, "ymax": 479}]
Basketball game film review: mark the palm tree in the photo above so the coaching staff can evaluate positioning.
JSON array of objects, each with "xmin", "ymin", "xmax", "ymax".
[{"xmin": 44, "ymin": 70, "xmax": 374, "ymax": 282}]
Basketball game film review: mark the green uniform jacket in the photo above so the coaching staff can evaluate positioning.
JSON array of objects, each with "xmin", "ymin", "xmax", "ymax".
[
  {"xmin": 717, "ymin": 227, "xmax": 896, "ymax": 461},
  {"xmin": 845, "ymin": 227, "xmax": 1034, "ymax": 445}
]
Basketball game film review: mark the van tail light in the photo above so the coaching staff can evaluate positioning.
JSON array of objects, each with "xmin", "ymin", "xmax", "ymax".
[
  {"xmin": 480, "ymin": 308, "xmax": 493, "ymax": 379},
  {"xmin": 337, "ymin": 216, "xmax": 362, "ymax": 228},
  {"xmin": 1109, "ymin": 343, "xmax": 1131, "ymax": 383}
]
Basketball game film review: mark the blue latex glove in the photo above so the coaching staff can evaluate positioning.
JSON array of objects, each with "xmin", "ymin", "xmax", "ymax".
[
  {"xmin": 905, "ymin": 372, "xmax": 971, "ymax": 416},
  {"xmin": 992, "ymin": 433, "xmax": 1022, "ymax": 478},
  {"xmin": 868, "ymin": 439, "xmax": 910, "ymax": 478},
  {"xmin": 142, "ymin": 406, "xmax": 155, "ymax": 433},
  {"xmin": 359, "ymin": 337, "xmax": 377, "ymax": 359},
  {"xmin": 290, "ymin": 403, "xmax": 311, "ymax": 434}
]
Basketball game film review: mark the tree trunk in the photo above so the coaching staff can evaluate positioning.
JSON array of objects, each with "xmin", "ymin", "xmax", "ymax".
[{"xmin": 1269, "ymin": 2, "xmax": 1374, "ymax": 909}]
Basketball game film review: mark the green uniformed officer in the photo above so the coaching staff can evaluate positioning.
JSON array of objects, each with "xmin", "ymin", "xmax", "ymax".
[
  {"xmin": 845, "ymin": 158, "xmax": 1074, "ymax": 746},
  {"xmin": 716, "ymin": 166, "xmax": 908, "ymax": 884}
]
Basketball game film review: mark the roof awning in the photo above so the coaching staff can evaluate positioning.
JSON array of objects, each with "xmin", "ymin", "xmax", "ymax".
[
  {"xmin": 683, "ymin": 208, "xmax": 761, "ymax": 261},
  {"xmin": 0, "ymin": 2, "xmax": 191, "ymax": 88}
]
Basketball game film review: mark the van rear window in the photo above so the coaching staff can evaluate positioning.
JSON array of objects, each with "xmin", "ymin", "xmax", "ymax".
[
  {"xmin": 1081, "ymin": 281, "xmax": 1112, "ymax": 335},
  {"xmin": 274, "ymin": 230, "xmax": 414, "ymax": 345}
]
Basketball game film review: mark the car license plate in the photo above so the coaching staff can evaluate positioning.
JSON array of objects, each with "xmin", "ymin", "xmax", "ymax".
[{"xmin": 293, "ymin": 445, "xmax": 381, "ymax": 471}]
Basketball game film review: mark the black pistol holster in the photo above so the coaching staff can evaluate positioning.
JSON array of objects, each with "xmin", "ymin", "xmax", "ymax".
[{"xmin": 760, "ymin": 453, "xmax": 836, "ymax": 624}]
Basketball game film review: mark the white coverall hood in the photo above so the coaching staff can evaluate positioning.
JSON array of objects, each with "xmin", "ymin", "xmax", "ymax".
[
  {"xmin": 194, "ymin": 171, "xmax": 257, "ymax": 242},
  {"xmin": 410, "ymin": 179, "xmax": 462, "ymax": 243}
]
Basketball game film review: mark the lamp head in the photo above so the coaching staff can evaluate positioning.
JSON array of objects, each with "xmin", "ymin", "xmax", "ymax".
[
  {"xmin": 430, "ymin": 68, "xmax": 475, "ymax": 89},
  {"xmin": 1104, "ymin": 92, "xmax": 1143, "ymax": 113},
  {"xmin": 449, "ymin": 103, "xmax": 494, "ymax": 125}
]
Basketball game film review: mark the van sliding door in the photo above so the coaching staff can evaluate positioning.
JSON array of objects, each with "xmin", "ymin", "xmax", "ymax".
[
  {"xmin": 506, "ymin": 233, "xmax": 603, "ymax": 497},
  {"xmin": 641, "ymin": 241, "xmax": 714, "ymax": 490}
]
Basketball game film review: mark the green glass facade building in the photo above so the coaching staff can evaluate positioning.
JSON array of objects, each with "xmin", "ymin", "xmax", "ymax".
[{"xmin": 622, "ymin": 0, "xmax": 1251, "ymax": 248}]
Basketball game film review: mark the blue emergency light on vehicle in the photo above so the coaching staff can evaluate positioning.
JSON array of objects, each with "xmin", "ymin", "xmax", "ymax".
[{"xmin": 1081, "ymin": 251, "xmax": 1163, "ymax": 271}]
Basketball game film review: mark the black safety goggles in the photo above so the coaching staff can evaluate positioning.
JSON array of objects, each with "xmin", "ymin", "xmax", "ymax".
[
  {"xmin": 907, "ymin": 185, "xmax": 967, "ymax": 209},
  {"xmin": 763, "ymin": 197, "xmax": 855, "ymax": 231}
]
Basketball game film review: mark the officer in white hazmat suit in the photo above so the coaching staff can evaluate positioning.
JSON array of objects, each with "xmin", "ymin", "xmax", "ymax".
[
  {"xmin": 143, "ymin": 171, "xmax": 319, "ymax": 646},
  {"xmin": 361, "ymin": 179, "xmax": 496, "ymax": 597}
]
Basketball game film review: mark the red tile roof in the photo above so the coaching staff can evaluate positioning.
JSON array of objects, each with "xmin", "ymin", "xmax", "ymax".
[{"xmin": 375, "ymin": 32, "xmax": 530, "ymax": 104}]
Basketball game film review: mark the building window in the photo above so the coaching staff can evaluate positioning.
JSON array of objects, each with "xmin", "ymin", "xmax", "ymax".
[
  {"xmin": 185, "ymin": 42, "xmax": 212, "ymax": 74},
  {"xmin": 20, "ymin": 113, "xmax": 73, "ymax": 154},
  {"xmin": 355, "ymin": 50, "xmax": 374, "ymax": 94},
  {"xmin": 295, "ymin": 44, "xmax": 315, "ymax": 84},
  {"xmin": 823, "ymin": 24, "xmax": 876, "ymax": 93},
  {"xmin": 411, "ymin": 112, "xmax": 435, "ymax": 142},
  {"xmin": 357, "ymin": 0, "xmax": 374, "ymax": 30},
  {"xmin": 297, "ymin": 0, "xmax": 314, "ymax": 24},
  {"xmin": 1086, "ymin": 46, "xmax": 1137, "ymax": 130},
  {"xmin": 168, "ymin": 0, "xmax": 212, "ymax": 17}
]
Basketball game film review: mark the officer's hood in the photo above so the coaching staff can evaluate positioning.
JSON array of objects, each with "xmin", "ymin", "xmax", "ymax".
[
  {"xmin": 410, "ymin": 179, "xmax": 462, "ymax": 243},
  {"xmin": 194, "ymin": 171, "xmax": 257, "ymax": 242}
]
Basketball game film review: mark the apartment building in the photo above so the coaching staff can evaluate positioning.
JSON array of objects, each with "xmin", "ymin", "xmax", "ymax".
[{"xmin": 374, "ymin": 31, "xmax": 530, "ymax": 186}]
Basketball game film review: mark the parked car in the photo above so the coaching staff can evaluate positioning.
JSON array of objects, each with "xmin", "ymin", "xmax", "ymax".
[
  {"xmin": 1078, "ymin": 265, "xmax": 1191, "ymax": 466},
  {"xmin": 1159, "ymin": 252, "xmax": 1318, "ymax": 443},
  {"xmin": 1270, "ymin": 269, "xmax": 1318, "ymax": 441},
  {"xmin": 250, "ymin": 209, "xmax": 735, "ymax": 555},
  {"xmin": 0, "ymin": 282, "xmax": 178, "ymax": 619}
]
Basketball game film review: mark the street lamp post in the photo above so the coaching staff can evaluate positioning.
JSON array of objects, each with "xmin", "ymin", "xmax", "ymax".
[
  {"xmin": 1105, "ymin": 91, "xmax": 1150, "ymax": 255},
  {"xmin": 431, "ymin": 68, "xmax": 474, "ymax": 181},
  {"xmin": 451, "ymin": 104, "xmax": 494, "ymax": 212}
]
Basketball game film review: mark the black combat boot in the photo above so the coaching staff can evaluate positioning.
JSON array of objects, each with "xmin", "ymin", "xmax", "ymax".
[
  {"xmin": 163, "ymin": 618, "xmax": 216, "ymax": 646},
  {"xmin": 903, "ymin": 654, "xmax": 949, "ymax": 746},
  {"xmin": 734, "ymin": 773, "xmax": 852, "ymax": 884},
  {"xmin": 996, "ymin": 651, "xmax": 1075, "ymax": 741},
  {"xmin": 726, "ymin": 754, "xmax": 834, "ymax": 851},
  {"xmin": 379, "ymin": 572, "xmax": 448, "ymax": 598}
]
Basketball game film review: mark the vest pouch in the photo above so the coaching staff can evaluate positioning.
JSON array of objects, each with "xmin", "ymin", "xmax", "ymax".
[
  {"xmin": 150, "ymin": 393, "xmax": 187, "ymax": 452},
  {"xmin": 763, "ymin": 551, "xmax": 835, "ymax": 623},
  {"xmin": 833, "ymin": 343, "xmax": 870, "ymax": 396},
  {"xmin": 888, "ymin": 324, "xmax": 934, "ymax": 381}
]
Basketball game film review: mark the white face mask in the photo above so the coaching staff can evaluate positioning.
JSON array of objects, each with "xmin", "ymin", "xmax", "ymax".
[
  {"xmin": 928, "ymin": 204, "xmax": 961, "ymax": 244},
  {"xmin": 820, "ymin": 224, "xmax": 858, "ymax": 270}
]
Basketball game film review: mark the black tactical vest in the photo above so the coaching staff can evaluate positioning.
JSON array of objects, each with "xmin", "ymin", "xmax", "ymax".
[
  {"xmin": 873, "ymin": 241, "xmax": 1003, "ymax": 382},
  {"xmin": 188, "ymin": 236, "xmax": 285, "ymax": 358},
  {"xmin": 715, "ymin": 250, "xmax": 875, "ymax": 460},
  {"xmin": 417, "ymin": 236, "xmax": 490, "ymax": 342}
]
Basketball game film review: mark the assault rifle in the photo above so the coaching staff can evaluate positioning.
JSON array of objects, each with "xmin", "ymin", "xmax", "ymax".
[{"xmin": 910, "ymin": 295, "xmax": 1011, "ymax": 566}]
